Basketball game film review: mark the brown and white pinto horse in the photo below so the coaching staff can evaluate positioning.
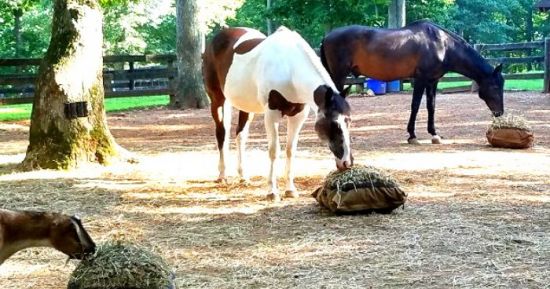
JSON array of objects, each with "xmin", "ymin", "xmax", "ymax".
[
  {"xmin": 321, "ymin": 20, "xmax": 505, "ymax": 144},
  {"xmin": 202, "ymin": 26, "xmax": 353, "ymax": 201}
]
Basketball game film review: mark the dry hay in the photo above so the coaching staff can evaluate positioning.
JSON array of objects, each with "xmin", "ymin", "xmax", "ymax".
[
  {"xmin": 68, "ymin": 241, "xmax": 174, "ymax": 289},
  {"xmin": 313, "ymin": 165, "xmax": 406, "ymax": 214},
  {"xmin": 0, "ymin": 92, "xmax": 549, "ymax": 289},
  {"xmin": 489, "ymin": 113, "xmax": 532, "ymax": 131}
]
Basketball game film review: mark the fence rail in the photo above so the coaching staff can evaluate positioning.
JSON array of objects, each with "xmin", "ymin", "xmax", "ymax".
[{"xmin": 1, "ymin": 38, "xmax": 549, "ymax": 105}]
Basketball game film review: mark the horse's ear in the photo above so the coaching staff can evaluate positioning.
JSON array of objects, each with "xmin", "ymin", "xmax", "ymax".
[
  {"xmin": 314, "ymin": 85, "xmax": 333, "ymax": 110},
  {"xmin": 493, "ymin": 63, "xmax": 503, "ymax": 75},
  {"xmin": 325, "ymin": 86, "xmax": 333, "ymax": 101},
  {"xmin": 342, "ymin": 86, "xmax": 351, "ymax": 97}
]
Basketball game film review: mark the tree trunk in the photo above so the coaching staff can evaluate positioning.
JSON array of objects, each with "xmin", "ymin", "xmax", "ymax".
[
  {"xmin": 171, "ymin": 0, "xmax": 208, "ymax": 109},
  {"xmin": 266, "ymin": 0, "xmax": 273, "ymax": 35},
  {"xmin": 388, "ymin": 0, "xmax": 406, "ymax": 28},
  {"xmin": 13, "ymin": 8, "xmax": 23, "ymax": 58},
  {"xmin": 526, "ymin": 4, "xmax": 534, "ymax": 70},
  {"xmin": 22, "ymin": 0, "xmax": 120, "ymax": 170}
]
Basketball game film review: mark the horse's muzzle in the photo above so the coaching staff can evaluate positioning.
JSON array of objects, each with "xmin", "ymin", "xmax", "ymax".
[
  {"xmin": 492, "ymin": 111, "xmax": 504, "ymax": 117},
  {"xmin": 336, "ymin": 158, "xmax": 353, "ymax": 171}
]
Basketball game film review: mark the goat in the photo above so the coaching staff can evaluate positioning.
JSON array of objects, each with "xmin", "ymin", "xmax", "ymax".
[{"xmin": 0, "ymin": 209, "xmax": 96, "ymax": 265}]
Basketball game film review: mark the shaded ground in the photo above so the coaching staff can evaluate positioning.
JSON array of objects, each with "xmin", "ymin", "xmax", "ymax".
[{"xmin": 0, "ymin": 91, "xmax": 549, "ymax": 288}]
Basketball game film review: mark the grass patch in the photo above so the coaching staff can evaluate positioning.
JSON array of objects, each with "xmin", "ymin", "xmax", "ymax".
[
  {"xmin": 0, "ymin": 95, "xmax": 169, "ymax": 122},
  {"xmin": 401, "ymin": 78, "xmax": 543, "ymax": 92}
]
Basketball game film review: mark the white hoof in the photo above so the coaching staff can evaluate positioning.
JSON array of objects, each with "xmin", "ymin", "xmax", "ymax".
[
  {"xmin": 408, "ymin": 138, "xmax": 420, "ymax": 145},
  {"xmin": 431, "ymin": 135, "xmax": 442, "ymax": 144}
]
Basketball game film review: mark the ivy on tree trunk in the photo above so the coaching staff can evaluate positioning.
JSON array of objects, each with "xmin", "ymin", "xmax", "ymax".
[
  {"xmin": 22, "ymin": 0, "xmax": 120, "ymax": 170},
  {"xmin": 171, "ymin": 0, "xmax": 208, "ymax": 109}
]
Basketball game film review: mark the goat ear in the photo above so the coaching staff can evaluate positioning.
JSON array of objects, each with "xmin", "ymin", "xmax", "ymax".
[{"xmin": 70, "ymin": 217, "xmax": 92, "ymax": 247}]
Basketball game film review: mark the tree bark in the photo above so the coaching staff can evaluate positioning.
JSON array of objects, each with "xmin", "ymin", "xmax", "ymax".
[
  {"xmin": 13, "ymin": 8, "xmax": 23, "ymax": 58},
  {"xmin": 526, "ymin": 4, "xmax": 534, "ymax": 70},
  {"xmin": 22, "ymin": 0, "xmax": 120, "ymax": 170},
  {"xmin": 388, "ymin": 0, "xmax": 406, "ymax": 28},
  {"xmin": 266, "ymin": 0, "xmax": 273, "ymax": 35},
  {"xmin": 171, "ymin": 0, "xmax": 208, "ymax": 109}
]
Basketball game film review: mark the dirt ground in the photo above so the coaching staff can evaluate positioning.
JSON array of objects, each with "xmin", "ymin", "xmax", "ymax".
[{"xmin": 0, "ymin": 91, "xmax": 549, "ymax": 289}]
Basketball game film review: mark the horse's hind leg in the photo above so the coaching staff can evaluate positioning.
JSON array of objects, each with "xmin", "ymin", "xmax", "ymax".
[
  {"xmin": 407, "ymin": 80, "xmax": 426, "ymax": 144},
  {"xmin": 283, "ymin": 107, "xmax": 309, "ymax": 198},
  {"xmin": 426, "ymin": 82, "xmax": 442, "ymax": 144},
  {"xmin": 236, "ymin": 111, "xmax": 254, "ymax": 182},
  {"xmin": 264, "ymin": 110, "xmax": 282, "ymax": 201},
  {"xmin": 211, "ymin": 99, "xmax": 232, "ymax": 182}
]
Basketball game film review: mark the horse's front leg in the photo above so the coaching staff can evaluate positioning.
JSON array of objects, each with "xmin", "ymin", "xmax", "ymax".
[
  {"xmin": 407, "ymin": 80, "xmax": 426, "ymax": 145},
  {"xmin": 236, "ymin": 111, "xmax": 254, "ymax": 182},
  {"xmin": 426, "ymin": 82, "xmax": 442, "ymax": 144},
  {"xmin": 264, "ymin": 110, "xmax": 282, "ymax": 201},
  {"xmin": 284, "ymin": 107, "xmax": 309, "ymax": 198}
]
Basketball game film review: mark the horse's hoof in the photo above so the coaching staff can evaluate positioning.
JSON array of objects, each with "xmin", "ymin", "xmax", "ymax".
[
  {"xmin": 407, "ymin": 138, "xmax": 420, "ymax": 145},
  {"xmin": 239, "ymin": 177, "xmax": 250, "ymax": 185},
  {"xmin": 266, "ymin": 193, "xmax": 281, "ymax": 202},
  {"xmin": 215, "ymin": 177, "xmax": 227, "ymax": 184},
  {"xmin": 431, "ymin": 135, "xmax": 442, "ymax": 144},
  {"xmin": 284, "ymin": 190, "xmax": 299, "ymax": 198}
]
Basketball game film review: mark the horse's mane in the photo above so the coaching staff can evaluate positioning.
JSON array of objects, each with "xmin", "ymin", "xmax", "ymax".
[
  {"xmin": 409, "ymin": 20, "xmax": 472, "ymax": 47},
  {"xmin": 280, "ymin": 27, "xmax": 338, "ymax": 92},
  {"xmin": 409, "ymin": 20, "xmax": 494, "ymax": 76}
]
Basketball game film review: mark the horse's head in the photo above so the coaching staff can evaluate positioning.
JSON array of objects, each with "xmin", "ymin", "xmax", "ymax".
[
  {"xmin": 313, "ymin": 85, "xmax": 353, "ymax": 170},
  {"xmin": 478, "ymin": 64, "xmax": 504, "ymax": 117}
]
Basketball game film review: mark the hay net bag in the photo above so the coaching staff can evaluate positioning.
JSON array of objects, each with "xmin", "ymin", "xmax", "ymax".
[
  {"xmin": 486, "ymin": 114, "xmax": 534, "ymax": 149},
  {"xmin": 68, "ymin": 241, "xmax": 175, "ymax": 289},
  {"xmin": 313, "ymin": 165, "xmax": 407, "ymax": 214}
]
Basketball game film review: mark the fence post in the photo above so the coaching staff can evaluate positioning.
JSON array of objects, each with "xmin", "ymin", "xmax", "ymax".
[
  {"xmin": 128, "ymin": 61, "xmax": 135, "ymax": 91},
  {"xmin": 544, "ymin": 37, "xmax": 550, "ymax": 93},
  {"xmin": 167, "ymin": 59, "xmax": 176, "ymax": 99},
  {"xmin": 471, "ymin": 44, "xmax": 481, "ymax": 92},
  {"xmin": 103, "ymin": 73, "xmax": 113, "ymax": 96}
]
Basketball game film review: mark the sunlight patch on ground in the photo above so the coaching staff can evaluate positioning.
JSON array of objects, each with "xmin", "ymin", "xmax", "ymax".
[
  {"xmin": 0, "ymin": 108, "xmax": 25, "ymax": 113},
  {"xmin": 0, "ymin": 262, "xmax": 48, "ymax": 277},
  {"xmin": 362, "ymin": 151, "xmax": 550, "ymax": 176},
  {"xmin": 0, "ymin": 122, "xmax": 28, "ymax": 131},
  {"xmin": 509, "ymin": 194, "xmax": 550, "ymax": 202},
  {"xmin": 410, "ymin": 191, "xmax": 455, "ymax": 198},
  {"xmin": 122, "ymin": 204, "xmax": 269, "ymax": 215}
]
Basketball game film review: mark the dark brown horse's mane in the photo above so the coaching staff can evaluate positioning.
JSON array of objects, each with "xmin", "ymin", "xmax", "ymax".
[{"xmin": 409, "ymin": 19, "xmax": 472, "ymax": 47}]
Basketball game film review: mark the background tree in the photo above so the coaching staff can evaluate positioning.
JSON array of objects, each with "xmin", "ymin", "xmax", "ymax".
[
  {"xmin": 22, "ymin": 0, "xmax": 120, "ymax": 169},
  {"xmin": 171, "ymin": 0, "xmax": 208, "ymax": 109},
  {"xmin": 388, "ymin": 0, "xmax": 406, "ymax": 28}
]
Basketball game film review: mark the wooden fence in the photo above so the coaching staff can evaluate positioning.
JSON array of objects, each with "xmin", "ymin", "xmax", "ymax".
[
  {"xmin": 0, "ymin": 55, "xmax": 176, "ymax": 105},
  {"xmin": 1, "ymin": 38, "xmax": 549, "ymax": 105}
]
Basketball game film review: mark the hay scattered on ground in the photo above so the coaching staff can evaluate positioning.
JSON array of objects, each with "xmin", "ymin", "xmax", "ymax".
[{"xmin": 0, "ymin": 92, "xmax": 548, "ymax": 289}]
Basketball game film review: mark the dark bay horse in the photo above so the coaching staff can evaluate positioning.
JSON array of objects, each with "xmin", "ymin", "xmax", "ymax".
[
  {"xmin": 320, "ymin": 20, "xmax": 504, "ymax": 144},
  {"xmin": 202, "ymin": 27, "xmax": 353, "ymax": 201}
]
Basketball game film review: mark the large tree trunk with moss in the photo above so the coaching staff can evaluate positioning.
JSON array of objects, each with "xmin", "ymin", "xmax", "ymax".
[
  {"xmin": 22, "ymin": 0, "xmax": 119, "ymax": 170},
  {"xmin": 170, "ymin": 0, "xmax": 208, "ymax": 109}
]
